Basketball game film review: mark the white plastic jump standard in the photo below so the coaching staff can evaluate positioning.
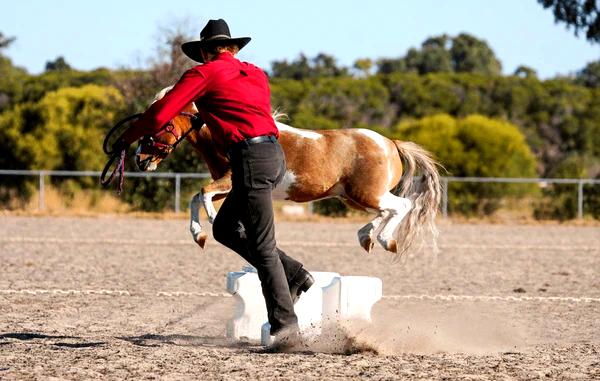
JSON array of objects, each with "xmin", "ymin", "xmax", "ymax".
[
  {"xmin": 226, "ymin": 268, "xmax": 382, "ymax": 345},
  {"xmin": 322, "ymin": 276, "xmax": 383, "ymax": 322},
  {"xmin": 226, "ymin": 270, "xmax": 266, "ymax": 341}
]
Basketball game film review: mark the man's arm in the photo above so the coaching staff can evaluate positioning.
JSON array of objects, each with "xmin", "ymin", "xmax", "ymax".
[{"xmin": 119, "ymin": 67, "xmax": 209, "ymax": 145}]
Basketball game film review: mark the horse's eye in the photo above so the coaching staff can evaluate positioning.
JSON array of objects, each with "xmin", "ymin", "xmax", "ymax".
[{"xmin": 140, "ymin": 135, "xmax": 154, "ymax": 146}]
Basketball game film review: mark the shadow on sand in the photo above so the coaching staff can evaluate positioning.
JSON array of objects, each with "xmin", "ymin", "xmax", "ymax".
[
  {"xmin": 117, "ymin": 333, "xmax": 256, "ymax": 349},
  {"xmin": 0, "ymin": 332, "xmax": 105, "ymax": 348}
]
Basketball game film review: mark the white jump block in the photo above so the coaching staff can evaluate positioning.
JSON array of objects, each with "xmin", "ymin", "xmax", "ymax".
[
  {"xmin": 226, "ymin": 267, "xmax": 382, "ymax": 345},
  {"xmin": 322, "ymin": 276, "xmax": 383, "ymax": 322},
  {"xmin": 226, "ymin": 270, "xmax": 266, "ymax": 341},
  {"xmin": 226, "ymin": 269, "xmax": 340, "ymax": 341}
]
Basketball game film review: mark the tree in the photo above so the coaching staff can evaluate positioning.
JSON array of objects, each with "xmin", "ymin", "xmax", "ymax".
[
  {"xmin": 417, "ymin": 35, "xmax": 453, "ymax": 73},
  {"xmin": 514, "ymin": 65, "xmax": 538, "ymax": 78},
  {"xmin": 114, "ymin": 21, "xmax": 196, "ymax": 116},
  {"xmin": 0, "ymin": 32, "xmax": 15, "ymax": 50},
  {"xmin": 0, "ymin": 32, "xmax": 27, "ymax": 112},
  {"xmin": 0, "ymin": 85, "xmax": 125, "ymax": 171},
  {"xmin": 353, "ymin": 58, "xmax": 373, "ymax": 77},
  {"xmin": 270, "ymin": 53, "xmax": 348, "ymax": 79},
  {"xmin": 45, "ymin": 56, "xmax": 72, "ymax": 72},
  {"xmin": 376, "ymin": 57, "xmax": 407, "ymax": 75},
  {"xmin": 538, "ymin": 0, "xmax": 600, "ymax": 43},
  {"xmin": 150, "ymin": 22, "xmax": 196, "ymax": 85},
  {"xmin": 393, "ymin": 114, "xmax": 537, "ymax": 215},
  {"xmin": 576, "ymin": 59, "xmax": 600, "ymax": 87},
  {"xmin": 450, "ymin": 33, "xmax": 502, "ymax": 75},
  {"xmin": 376, "ymin": 33, "xmax": 502, "ymax": 75}
]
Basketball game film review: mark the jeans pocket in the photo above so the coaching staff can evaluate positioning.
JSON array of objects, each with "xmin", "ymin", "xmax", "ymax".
[{"xmin": 246, "ymin": 158, "xmax": 276, "ymax": 189}]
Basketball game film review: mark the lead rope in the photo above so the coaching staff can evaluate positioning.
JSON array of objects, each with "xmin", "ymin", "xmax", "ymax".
[
  {"xmin": 116, "ymin": 148, "xmax": 126, "ymax": 194},
  {"xmin": 100, "ymin": 147, "xmax": 128, "ymax": 195}
]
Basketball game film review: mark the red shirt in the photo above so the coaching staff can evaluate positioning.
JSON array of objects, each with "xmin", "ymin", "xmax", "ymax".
[{"xmin": 121, "ymin": 52, "xmax": 278, "ymax": 150}]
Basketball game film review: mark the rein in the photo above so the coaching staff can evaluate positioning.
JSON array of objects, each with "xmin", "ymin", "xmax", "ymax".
[
  {"xmin": 100, "ymin": 112, "xmax": 199, "ymax": 194},
  {"xmin": 144, "ymin": 112, "xmax": 200, "ymax": 157},
  {"xmin": 100, "ymin": 148, "xmax": 127, "ymax": 195}
]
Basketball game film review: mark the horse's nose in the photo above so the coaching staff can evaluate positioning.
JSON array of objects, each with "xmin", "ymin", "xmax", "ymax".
[{"xmin": 135, "ymin": 154, "xmax": 149, "ymax": 171}]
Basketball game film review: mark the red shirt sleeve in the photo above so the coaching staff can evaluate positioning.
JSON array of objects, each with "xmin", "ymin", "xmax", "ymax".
[{"xmin": 120, "ymin": 67, "xmax": 209, "ymax": 145}]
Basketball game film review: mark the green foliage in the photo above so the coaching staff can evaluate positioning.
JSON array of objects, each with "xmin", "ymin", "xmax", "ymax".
[
  {"xmin": 270, "ymin": 53, "xmax": 349, "ymax": 79},
  {"xmin": 312, "ymin": 198, "xmax": 349, "ymax": 217},
  {"xmin": 0, "ymin": 26, "xmax": 598, "ymax": 217},
  {"xmin": 353, "ymin": 58, "xmax": 374, "ymax": 77},
  {"xmin": 450, "ymin": 34, "xmax": 502, "ymax": 75},
  {"xmin": 45, "ymin": 56, "xmax": 72, "ymax": 72},
  {"xmin": 0, "ymin": 56, "xmax": 27, "ymax": 112},
  {"xmin": 0, "ymin": 68, "xmax": 114, "ymax": 112},
  {"xmin": 514, "ymin": 65, "xmax": 538, "ymax": 79},
  {"xmin": 0, "ymin": 84, "xmax": 124, "ymax": 172},
  {"xmin": 0, "ymin": 32, "xmax": 16, "ymax": 50},
  {"xmin": 533, "ymin": 153, "xmax": 599, "ymax": 219},
  {"xmin": 293, "ymin": 77, "xmax": 391, "ymax": 129},
  {"xmin": 576, "ymin": 59, "xmax": 600, "ymax": 87},
  {"xmin": 586, "ymin": 174, "xmax": 600, "ymax": 219},
  {"xmin": 538, "ymin": 0, "xmax": 600, "ymax": 43},
  {"xmin": 393, "ymin": 114, "xmax": 538, "ymax": 215},
  {"xmin": 376, "ymin": 33, "xmax": 501, "ymax": 75}
]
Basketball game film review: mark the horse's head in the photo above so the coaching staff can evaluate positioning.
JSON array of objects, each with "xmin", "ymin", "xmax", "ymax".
[{"xmin": 135, "ymin": 86, "xmax": 199, "ymax": 171}]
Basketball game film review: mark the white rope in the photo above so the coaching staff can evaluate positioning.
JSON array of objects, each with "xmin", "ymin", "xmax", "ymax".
[
  {"xmin": 155, "ymin": 291, "xmax": 231, "ymax": 298},
  {"xmin": 1, "ymin": 289, "xmax": 598, "ymax": 303},
  {"xmin": 0, "ymin": 289, "xmax": 131, "ymax": 296},
  {"xmin": 0, "ymin": 289, "xmax": 229, "ymax": 298},
  {"xmin": 0, "ymin": 237, "xmax": 191, "ymax": 246},
  {"xmin": 2, "ymin": 237, "xmax": 598, "ymax": 251},
  {"xmin": 381, "ymin": 294, "xmax": 600, "ymax": 303}
]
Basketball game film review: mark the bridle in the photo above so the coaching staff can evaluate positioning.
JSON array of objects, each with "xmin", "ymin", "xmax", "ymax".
[
  {"xmin": 100, "ymin": 111, "xmax": 200, "ymax": 194},
  {"xmin": 138, "ymin": 111, "xmax": 200, "ymax": 158}
]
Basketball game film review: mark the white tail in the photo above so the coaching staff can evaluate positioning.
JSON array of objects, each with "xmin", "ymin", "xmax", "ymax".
[{"xmin": 392, "ymin": 141, "xmax": 442, "ymax": 260}]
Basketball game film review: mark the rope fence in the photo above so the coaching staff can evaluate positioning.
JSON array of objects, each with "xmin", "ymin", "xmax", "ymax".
[
  {"xmin": 1, "ymin": 169, "xmax": 599, "ymax": 217},
  {"xmin": 1, "ymin": 289, "xmax": 598, "ymax": 303},
  {"xmin": 1, "ymin": 237, "xmax": 599, "ymax": 252}
]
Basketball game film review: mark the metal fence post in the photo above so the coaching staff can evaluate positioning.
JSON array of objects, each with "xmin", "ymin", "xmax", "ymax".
[
  {"xmin": 38, "ymin": 170, "xmax": 45, "ymax": 211},
  {"xmin": 577, "ymin": 180, "xmax": 584, "ymax": 219},
  {"xmin": 441, "ymin": 177, "xmax": 448, "ymax": 218},
  {"xmin": 175, "ymin": 174, "xmax": 181, "ymax": 213}
]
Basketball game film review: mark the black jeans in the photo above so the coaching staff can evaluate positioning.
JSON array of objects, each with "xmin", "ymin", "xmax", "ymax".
[{"xmin": 212, "ymin": 138, "xmax": 303, "ymax": 335}]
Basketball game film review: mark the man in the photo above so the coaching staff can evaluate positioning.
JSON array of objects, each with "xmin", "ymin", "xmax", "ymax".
[{"xmin": 118, "ymin": 19, "xmax": 313, "ymax": 348}]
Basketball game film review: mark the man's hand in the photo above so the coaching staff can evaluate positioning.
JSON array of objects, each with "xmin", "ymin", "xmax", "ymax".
[
  {"xmin": 112, "ymin": 138, "xmax": 130, "ymax": 153},
  {"xmin": 191, "ymin": 114, "xmax": 205, "ymax": 130}
]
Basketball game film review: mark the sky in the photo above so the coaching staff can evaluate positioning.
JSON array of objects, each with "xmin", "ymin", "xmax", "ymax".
[{"xmin": 2, "ymin": 0, "xmax": 599, "ymax": 78}]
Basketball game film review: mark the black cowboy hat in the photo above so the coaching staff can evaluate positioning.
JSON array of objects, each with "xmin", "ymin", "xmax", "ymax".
[{"xmin": 181, "ymin": 19, "xmax": 251, "ymax": 63}]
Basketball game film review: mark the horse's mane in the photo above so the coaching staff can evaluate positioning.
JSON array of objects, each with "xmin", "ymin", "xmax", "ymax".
[{"xmin": 152, "ymin": 86, "xmax": 174, "ymax": 104}]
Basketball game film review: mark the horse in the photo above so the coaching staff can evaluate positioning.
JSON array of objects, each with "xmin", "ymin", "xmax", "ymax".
[{"xmin": 134, "ymin": 87, "xmax": 441, "ymax": 259}]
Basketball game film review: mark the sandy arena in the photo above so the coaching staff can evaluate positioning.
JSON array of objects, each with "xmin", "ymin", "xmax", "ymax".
[{"xmin": 0, "ymin": 216, "xmax": 599, "ymax": 380}]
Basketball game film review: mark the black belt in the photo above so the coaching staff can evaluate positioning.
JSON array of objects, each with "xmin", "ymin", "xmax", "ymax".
[{"xmin": 230, "ymin": 135, "xmax": 277, "ymax": 151}]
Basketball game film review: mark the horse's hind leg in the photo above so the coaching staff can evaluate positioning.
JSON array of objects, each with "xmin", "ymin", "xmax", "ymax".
[
  {"xmin": 376, "ymin": 192, "xmax": 412, "ymax": 253},
  {"xmin": 357, "ymin": 213, "xmax": 388, "ymax": 253}
]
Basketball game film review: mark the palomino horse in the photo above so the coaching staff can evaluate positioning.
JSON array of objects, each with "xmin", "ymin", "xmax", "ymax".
[{"xmin": 135, "ymin": 87, "xmax": 441, "ymax": 258}]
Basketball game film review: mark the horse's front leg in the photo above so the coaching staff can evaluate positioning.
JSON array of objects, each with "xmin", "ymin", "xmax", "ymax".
[
  {"xmin": 202, "ymin": 172, "xmax": 232, "ymax": 224},
  {"xmin": 189, "ymin": 172, "xmax": 232, "ymax": 249},
  {"xmin": 190, "ymin": 193, "xmax": 208, "ymax": 249}
]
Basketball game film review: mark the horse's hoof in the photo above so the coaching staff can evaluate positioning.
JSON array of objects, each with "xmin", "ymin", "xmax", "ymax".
[
  {"xmin": 359, "ymin": 237, "xmax": 375, "ymax": 253},
  {"xmin": 387, "ymin": 239, "xmax": 398, "ymax": 253},
  {"xmin": 195, "ymin": 233, "xmax": 208, "ymax": 249}
]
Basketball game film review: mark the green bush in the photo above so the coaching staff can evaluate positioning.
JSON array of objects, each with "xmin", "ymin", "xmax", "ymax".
[
  {"xmin": 533, "ymin": 153, "xmax": 597, "ymax": 220},
  {"xmin": 392, "ymin": 114, "xmax": 538, "ymax": 215},
  {"xmin": 312, "ymin": 198, "xmax": 349, "ymax": 217}
]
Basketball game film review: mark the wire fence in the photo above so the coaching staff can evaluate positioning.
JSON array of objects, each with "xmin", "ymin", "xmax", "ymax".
[{"xmin": 1, "ymin": 169, "xmax": 599, "ymax": 218}]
